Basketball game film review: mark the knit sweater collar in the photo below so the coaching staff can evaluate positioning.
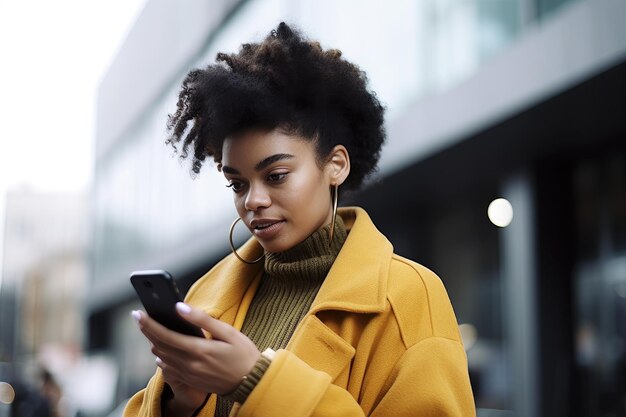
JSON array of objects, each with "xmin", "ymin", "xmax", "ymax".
[{"xmin": 263, "ymin": 216, "xmax": 347, "ymax": 283}]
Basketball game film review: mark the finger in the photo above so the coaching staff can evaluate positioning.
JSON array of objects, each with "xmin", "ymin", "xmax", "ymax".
[
  {"xmin": 133, "ymin": 309, "xmax": 180, "ymax": 345},
  {"xmin": 176, "ymin": 303, "xmax": 238, "ymax": 342},
  {"xmin": 156, "ymin": 357, "xmax": 185, "ymax": 381},
  {"xmin": 151, "ymin": 344, "xmax": 188, "ymax": 366},
  {"xmin": 152, "ymin": 335, "xmax": 207, "ymax": 376},
  {"xmin": 132, "ymin": 310, "xmax": 175, "ymax": 345},
  {"xmin": 132, "ymin": 310, "xmax": 197, "ymax": 353}
]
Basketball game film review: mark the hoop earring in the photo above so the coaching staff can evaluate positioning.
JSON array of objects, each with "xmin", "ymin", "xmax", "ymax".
[
  {"xmin": 229, "ymin": 217, "xmax": 264, "ymax": 264},
  {"xmin": 328, "ymin": 184, "xmax": 339, "ymax": 245}
]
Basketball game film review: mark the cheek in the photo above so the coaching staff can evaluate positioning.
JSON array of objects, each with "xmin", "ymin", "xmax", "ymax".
[
  {"xmin": 233, "ymin": 193, "xmax": 247, "ymax": 215},
  {"xmin": 288, "ymin": 174, "xmax": 329, "ymax": 207}
]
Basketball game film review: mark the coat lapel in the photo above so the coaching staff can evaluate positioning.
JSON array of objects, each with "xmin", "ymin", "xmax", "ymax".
[
  {"xmin": 309, "ymin": 207, "xmax": 392, "ymax": 315},
  {"xmin": 187, "ymin": 238, "xmax": 265, "ymax": 326},
  {"xmin": 286, "ymin": 207, "xmax": 393, "ymax": 385}
]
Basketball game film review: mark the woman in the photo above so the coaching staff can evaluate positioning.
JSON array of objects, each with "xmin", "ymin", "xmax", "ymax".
[{"xmin": 125, "ymin": 23, "xmax": 475, "ymax": 417}]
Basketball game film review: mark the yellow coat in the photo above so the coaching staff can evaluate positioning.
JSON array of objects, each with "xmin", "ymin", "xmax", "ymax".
[{"xmin": 124, "ymin": 207, "xmax": 476, "ymax": 416}]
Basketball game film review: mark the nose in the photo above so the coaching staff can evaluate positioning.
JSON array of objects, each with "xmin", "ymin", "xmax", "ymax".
[{"xmin": 244, "ymin": 182, "xmax": 271, "ymax": 211}]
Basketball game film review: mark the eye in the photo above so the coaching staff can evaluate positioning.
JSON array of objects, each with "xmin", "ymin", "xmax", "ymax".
[
  {"xmin": 267, "ymin": 171, "xmax": 288, "ymax": 184},
  {"xmin": 226, "ymin": 181, "xmax": 245, "ymax": 193}
]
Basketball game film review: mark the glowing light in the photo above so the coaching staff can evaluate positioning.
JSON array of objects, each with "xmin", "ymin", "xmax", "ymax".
[
  {"xmin": 488, "ymin": 198, "xmax": 513, "ymax": 227},
  {"xmin": 0, "ymin": 382, "xmax": 15, "ymax": 405}
]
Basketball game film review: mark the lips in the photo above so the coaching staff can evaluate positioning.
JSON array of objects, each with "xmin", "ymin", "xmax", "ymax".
[
  {"xmin": 249, "ymin": 218, "xmax": 285, "ymax": 239},
  {"xmin": 250, "ymin": 218, "xmax": 283, "ymax": 229},
  {"xmin": 253, "ymin": 221, "xmax": 280, "ymax": 230}
]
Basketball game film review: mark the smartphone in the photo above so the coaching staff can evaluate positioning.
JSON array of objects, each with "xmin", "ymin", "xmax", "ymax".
[{"xmin": 130, "ymin": 270, "xmax": 204, "ymax": 337}]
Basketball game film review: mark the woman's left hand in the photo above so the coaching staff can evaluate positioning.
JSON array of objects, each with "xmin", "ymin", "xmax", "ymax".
[{"xmin": 134, "ymin": 302, "xmax": 261, "ymax": 396}]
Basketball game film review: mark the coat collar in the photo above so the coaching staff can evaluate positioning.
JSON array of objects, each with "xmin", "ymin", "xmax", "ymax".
[
  {"xmin": 193, "ymin": 207, "xmax": 393, "ymax": 319},
  {"xmin": 309, "ymin": 207, "xmax": 391, "ymax": 315}
]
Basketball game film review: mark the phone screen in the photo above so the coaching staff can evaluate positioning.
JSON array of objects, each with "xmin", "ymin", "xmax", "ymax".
[{"xmin": 130, "ymin": 270, "xmax": 204, "ymax": 337}]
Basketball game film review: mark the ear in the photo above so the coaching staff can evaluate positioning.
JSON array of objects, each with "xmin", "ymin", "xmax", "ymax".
[{"xmin": 326, "ymin": 145, "xmax": 351, "ymax": 186}]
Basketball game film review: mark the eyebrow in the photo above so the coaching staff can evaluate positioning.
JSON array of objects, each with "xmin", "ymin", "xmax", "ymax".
[{"xmin": 222, "ymin": 153, "xmax": 295, "ymax": 175}]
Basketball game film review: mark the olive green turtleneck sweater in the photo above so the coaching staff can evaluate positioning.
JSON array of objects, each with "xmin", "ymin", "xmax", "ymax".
[{"xmin": 215, "ymin": 217, "xmax": 347, "ymax": 416}]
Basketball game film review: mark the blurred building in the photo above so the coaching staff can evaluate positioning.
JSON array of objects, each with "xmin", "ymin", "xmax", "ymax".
[
  {"xmin": 92, "ymin": 0, "xmax": 626, "ymax": 416},
  {"xmin": 0, "ymin": 188, "xmax": 89, "ymax": 413}
]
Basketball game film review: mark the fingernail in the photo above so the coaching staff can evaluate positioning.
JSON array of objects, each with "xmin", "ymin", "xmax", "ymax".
[
  {"xmin": 131, "ymin": 310, "xmax": 141, "ymax": 322},
  {"xmin": 176, "ymin": 302, "xmax": 191, "ymax": 315},
  {"xmin": 155, "ymin": 357, "xmax": 162, "ymax": 366}
]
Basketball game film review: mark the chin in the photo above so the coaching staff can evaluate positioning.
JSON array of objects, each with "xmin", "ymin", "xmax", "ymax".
[
  {"xmin": 261, "ymin": 243, "xmax": 288, "ymax": 254},
  {"xmin": 259, "ymin": 238, "xmax": 295, "ymax": 254}
]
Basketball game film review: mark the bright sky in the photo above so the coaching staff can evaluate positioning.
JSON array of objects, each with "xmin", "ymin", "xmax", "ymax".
[{"xmin": 0, "ymin": 0, "xmax": 147, "ymax": 272}]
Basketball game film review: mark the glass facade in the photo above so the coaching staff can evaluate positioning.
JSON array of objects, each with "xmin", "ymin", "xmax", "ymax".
[
  {"xmin": 201, "ymin": 0, "xmax": 521, "ymax": 118},
  {"xmin": 573, "ymin": 151, "xmax": 626, "ymax": 416},
  {"xmin": 537, "ymin": 0, "xmax": 580, "ymax": 21},
  {"xmin": 94, "ymin": 0, "xmax": 523, "ymax": 285}
]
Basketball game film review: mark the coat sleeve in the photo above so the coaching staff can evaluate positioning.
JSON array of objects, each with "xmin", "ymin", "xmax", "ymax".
[{"xmin": 234, "ymin": 337, "xmax": 475, "ymax": 417}]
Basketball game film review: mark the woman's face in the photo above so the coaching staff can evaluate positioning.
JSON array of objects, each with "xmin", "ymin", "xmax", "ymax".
[{"xmin": 221, "ymin": 129, "xmax": 338, "ymax": 253}]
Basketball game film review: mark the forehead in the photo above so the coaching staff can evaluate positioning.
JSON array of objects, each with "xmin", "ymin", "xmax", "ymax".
[{"xmin": 221, "ymin": 128, "xmax": 315, "ymax": 167}]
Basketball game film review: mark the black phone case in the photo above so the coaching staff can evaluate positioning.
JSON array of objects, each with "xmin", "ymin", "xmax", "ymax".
[{"xmin": 130, "ymin": 270, "xmax": 204, "ymax": 337}]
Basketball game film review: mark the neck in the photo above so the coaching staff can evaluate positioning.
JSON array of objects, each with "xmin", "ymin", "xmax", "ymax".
[{"xmin": 263, "ymin": 216, "xmax": 347, "ymax": 282}]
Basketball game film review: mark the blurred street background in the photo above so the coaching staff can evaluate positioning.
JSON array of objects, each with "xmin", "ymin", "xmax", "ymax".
[{"xmin": 1, "ymin": 0, "xmax": 625, "ymax": 416}]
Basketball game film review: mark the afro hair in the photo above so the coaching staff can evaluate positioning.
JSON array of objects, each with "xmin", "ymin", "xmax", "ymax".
[{"xmin": 166, "ymin": 22, "xmax": 386, "ymax": 192}]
